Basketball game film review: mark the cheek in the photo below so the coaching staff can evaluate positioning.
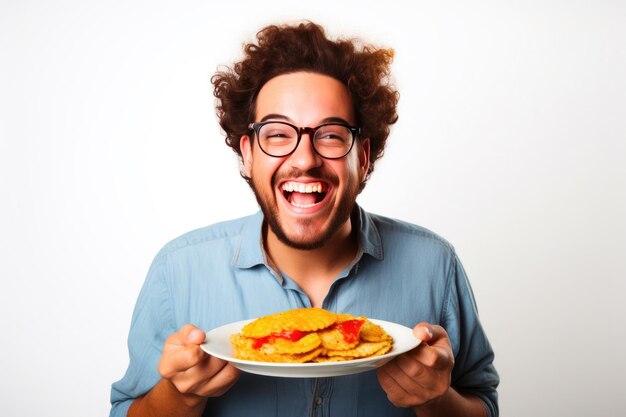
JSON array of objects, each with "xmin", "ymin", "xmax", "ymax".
[
  {"xmin": 338, "ymin": 157, "xmax": 363, "ymax": 185},
  {"xmin": 251, "ymin": 158, "xmax": 283, "ymax": 186}
]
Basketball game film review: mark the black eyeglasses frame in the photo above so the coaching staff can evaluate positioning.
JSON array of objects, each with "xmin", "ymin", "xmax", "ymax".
[{"xmin": 247, "ymin": 121, "xmax": 361, "ymax": 160}]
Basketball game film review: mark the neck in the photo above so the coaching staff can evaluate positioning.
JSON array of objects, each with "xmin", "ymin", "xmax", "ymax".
[{"xmin": 264, "ymin": 218, "xmax": 358, "ymax": 307}]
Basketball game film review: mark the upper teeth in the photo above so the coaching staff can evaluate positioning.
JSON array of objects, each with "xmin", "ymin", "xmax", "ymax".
[{"xmin": 282, "ymin": 181, "xmax": 323, "ymax": 193}]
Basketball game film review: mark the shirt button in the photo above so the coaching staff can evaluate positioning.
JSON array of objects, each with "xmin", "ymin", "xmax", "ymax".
[{"xmin": 316, "ymin": 396, "xmax": 323, "ymax": 405}]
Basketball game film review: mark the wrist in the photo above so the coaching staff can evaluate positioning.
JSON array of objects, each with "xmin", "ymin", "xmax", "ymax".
[
  {"xmin": 411, "ymin": 388, "xmax": 449, "ymax": 416},
  {"xmin": 411, "ymin": 388, "xmax": 487, "ymax": 417}
]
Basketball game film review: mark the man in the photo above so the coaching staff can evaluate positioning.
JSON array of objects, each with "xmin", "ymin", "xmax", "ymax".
[{"xmin": 111, "ymin": 22, "xmax": 499, "ymax": 417}]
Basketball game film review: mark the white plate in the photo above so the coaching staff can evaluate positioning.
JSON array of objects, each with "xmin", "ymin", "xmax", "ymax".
[{"xmin": 201, "ymin": 318, "xmax": 420, "ymax": 378}]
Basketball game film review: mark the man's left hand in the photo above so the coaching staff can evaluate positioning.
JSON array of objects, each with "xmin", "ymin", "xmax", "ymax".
[{"xmin": 377, "ymin": 323, "xmax": 454, "ymax": 409}]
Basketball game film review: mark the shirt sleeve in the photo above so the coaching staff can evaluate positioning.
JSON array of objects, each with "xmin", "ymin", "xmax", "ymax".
[
  {"xmin": 110, "ymin": 252, "xmax": 177, "ymax": 417},
  {"xmin": 441, "ymin": 253, "xmax": 500, "ymax": 417}
]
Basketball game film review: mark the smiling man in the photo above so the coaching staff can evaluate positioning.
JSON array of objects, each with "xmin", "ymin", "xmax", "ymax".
[{"xmin": 110, "ymin": 22, "xmax": 499, "ymax": 417}]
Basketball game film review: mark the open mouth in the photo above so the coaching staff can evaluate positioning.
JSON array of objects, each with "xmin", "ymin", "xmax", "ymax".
[{"xmin": 281, "ymin": 181, "xmax": 328, "ymax": 209}]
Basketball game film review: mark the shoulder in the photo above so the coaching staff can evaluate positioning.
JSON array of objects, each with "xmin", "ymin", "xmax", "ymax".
[
  {"xmin": 364, "ymin": 210, "xmax": 456, "ymax": 254},
  {"xmin": 155, "ymin": 213, "xmax": 258, "ymax": 259}
]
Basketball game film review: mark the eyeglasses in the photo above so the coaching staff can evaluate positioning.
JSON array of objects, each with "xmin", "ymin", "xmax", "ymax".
[{"xmin": 248, "ymin": 121, "xmax": 360, "ymax": 159}]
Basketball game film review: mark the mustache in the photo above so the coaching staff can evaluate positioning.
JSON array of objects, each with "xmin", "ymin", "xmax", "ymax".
[{"xmin": 272, "ymin": 167, "xmax": 339, "ymax": 186}]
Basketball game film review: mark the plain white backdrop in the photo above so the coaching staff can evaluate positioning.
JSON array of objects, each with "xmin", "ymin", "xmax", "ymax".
[{"xmin": 1, "ymin": 1, "xmax": 625, "ymax": 416}]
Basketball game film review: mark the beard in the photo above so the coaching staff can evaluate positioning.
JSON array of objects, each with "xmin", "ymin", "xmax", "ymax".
[{"xmin": 250, "ymin": 167, "xmax": 359, "ymax": 250}]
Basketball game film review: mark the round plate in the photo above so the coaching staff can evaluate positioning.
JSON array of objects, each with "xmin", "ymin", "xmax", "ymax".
[{"xmin": 201, "ymin": 318, "xmax": 420, "ymax": 378}]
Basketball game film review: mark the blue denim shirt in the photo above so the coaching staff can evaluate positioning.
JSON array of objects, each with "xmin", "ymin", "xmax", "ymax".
[{"xmin": 110, "ymin": 206, "xmax": 499, "ymax": 417}]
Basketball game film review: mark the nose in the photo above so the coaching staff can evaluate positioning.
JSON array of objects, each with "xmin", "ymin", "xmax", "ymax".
[{"xmin": 288, "ymin": 132, "xmax": 323, "ymax": 170}]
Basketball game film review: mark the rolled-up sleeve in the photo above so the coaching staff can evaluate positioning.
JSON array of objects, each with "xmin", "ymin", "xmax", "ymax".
[
  {"xmin": 110, "ymin": 252, "xmax": 176, "ymax": 417},
  {"xmin": 442, "ymin": 254, "xmax": 500, "ymax": 417}
]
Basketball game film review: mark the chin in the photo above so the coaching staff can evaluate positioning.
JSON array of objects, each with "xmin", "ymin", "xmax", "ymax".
[{"xmin": 270, "ymin": 221, "xmax": 331, "ymax": 250}]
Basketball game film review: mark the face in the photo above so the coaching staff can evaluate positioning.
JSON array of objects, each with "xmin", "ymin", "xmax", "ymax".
[{"xmin": 240, "ymin": 72, "xmax": 370, "ymax": 250}]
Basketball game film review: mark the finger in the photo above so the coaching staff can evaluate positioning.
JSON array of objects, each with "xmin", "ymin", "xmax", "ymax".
[
  {"xmin": 412, "ymin": 323, "xmax": 452, "ymax": 352},
  {"xmin": 174, "ymin": 357, "xmax": 239, "ymax": 396},
  {"xmin": 194, "ymin": 356, "xmax": 233, "ymax": 382},
  {"xmin": 383, "ymin": 356, "xmax": 427, "ymax": 390},
  {"xmin": 377, "ymin": 362, "xmax": 411, "ymax": 397},
  {"xmin": 169, "ymin": 354, "xmax": 232, "ymax": 393},
  {"xmin": 410, "ymin": 343, "xmax": 450, "ymax": 369},
  {"xmin": 412, "ymin": 323, "xmax": 434, "ymax": 343},
  {"xmin": 378, "ymin": 352, "xmax": 452, "ymax": 407},
  {"xmin": 377, "ymin": 361, "xmax": 426, "ymax": 408},
  {"xmin": 428, "ymin": 325, "xmax": 452, "ymax": 350},
  {"xmin": 393, "ymin": 352, "xmax": 445, "ymax": 392},
  {"xmin": 179, "ymin": 324, "xmax": 206, "ymax": 345},
  {"xmin": 186, "ymin": 328, "xmax": 206, "ymax": 345},
  {"xmin": 159, "ymin": 344, "xmax": 208, "ymax": 378},
  {"xmin": 195, "ymin": 363, "xmax": 241, "ymax": 397}
]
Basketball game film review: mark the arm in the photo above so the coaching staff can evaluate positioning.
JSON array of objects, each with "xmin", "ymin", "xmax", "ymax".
[
  {"xmin": 377, "ymin": 324, "xmax": 487, "ymax": 417},
  {"xmin": 129, "ymin": 324, "xmax": 240, "ymax": 417}
]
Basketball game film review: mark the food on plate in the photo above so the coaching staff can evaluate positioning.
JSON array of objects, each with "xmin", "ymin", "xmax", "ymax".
[
  {"xmin": 230, "ymin": 308, "xmax": 393, "ymax": 363},
  {"xmin": 241, "ymin": 307, "xmax": 337, "ymax": 338}
]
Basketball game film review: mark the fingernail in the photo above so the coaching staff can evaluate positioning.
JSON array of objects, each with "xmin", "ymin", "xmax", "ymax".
[
  {"xmin": 424, "ymin": 327, "xmax": 433, "ymax": 338},
  {"xmin": 189, "ymin": 329, "xmax": 204, "ymax": 341}
]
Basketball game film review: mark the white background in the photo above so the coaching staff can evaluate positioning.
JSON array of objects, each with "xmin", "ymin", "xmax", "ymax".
[{"xmin": 1, "ymin": 1, "xmax": 625, "ymax": 416}]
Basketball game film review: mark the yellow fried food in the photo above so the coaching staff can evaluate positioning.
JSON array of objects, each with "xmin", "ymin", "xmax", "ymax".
[
  {"xmin": 231, "ymin": 334, "xmax": 321, "ymax": 361},
  {"xmin": 261, "ymin": 333, "xmax": 321, "ymax": 355},
  {"xmin": 231, "ymin": 308, "xmax": 394, "ymax": 363},
  {"xmin": 335, "ymin": 313, "xmax": 356, "ymax": 322},
  {"xmin": 312, "ymin": 355, "xmax": 355, "ymax": 363},
  {"xmin": 318, "ymin": 327, "xmax": 359, "ymax": 351},
  {"xmin": 325, "ymin": 341, "xmax": 392, "ymax": 358},
  {"xmin": 359, "ymin": 319, "xmax": 392, "ymax": 342},
  {"xmin": 241, "ymin": 307, "xmax": 337, "ymax": 338},
  {"xmin": 371, "ymin": 343, "xmax": 393, "ymax": 357}
]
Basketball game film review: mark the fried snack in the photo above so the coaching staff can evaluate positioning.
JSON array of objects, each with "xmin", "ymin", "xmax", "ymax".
[
  {"xmin": 372, "ymin": 344, "xmax": 393, "ymax": 356},
  {"xmin": 360, "ymin": 319, "xmax": 392, "ymax": 342},
  {"xmin": 324, "ymin": 341, "xmax": 392, "ymax": 358},
  {"xmin": 231, "ymin": 308, "xmax": 393, "ymax": 363},
  {"xmin": 318, "ymin": 314, "xmax": 364, "ymax": 350},
  {"xmin": 232, "ymin": 333, "xmax": 324, "ymax": 363},
  {"xmin": 241, "ymin": 307, "xmax": 337, "ymax": 338},
  {"xmin": 261, "ymin": 333, "xmax": 321, "ymax": 355},
  {"xmin": 319, "ymin": 327, "xmax": 358, "ymax": 350},
  {"xmin": 312, "ymin": 355, "xmax": 355, "ymax": 363}
]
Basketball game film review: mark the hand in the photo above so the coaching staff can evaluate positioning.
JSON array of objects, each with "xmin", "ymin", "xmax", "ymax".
[
  {"xmin": 377, "ymin": 323, "xmax": 454, "ymax": 409},
  {"xmin": 158, "ymin": 324, "xmax": 240, "ymax": 400}
]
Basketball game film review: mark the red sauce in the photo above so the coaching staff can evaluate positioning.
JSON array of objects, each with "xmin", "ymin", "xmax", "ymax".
[
  {"xmin": 333, "ymin": 319, "xmax": 365, "ymax": 344},
  {"xmin": 252, "ymin": 336, "xmax": 272, "ymax": 349},
  {"xmin": 252, "ymin": 329, "xmax": 308, "ymax": 349},
  {"xmin": 251, "ymin": 320, "xmax": 365, "ymax": 349}
]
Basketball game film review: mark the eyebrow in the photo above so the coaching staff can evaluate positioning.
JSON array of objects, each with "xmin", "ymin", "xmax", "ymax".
[{"xmin": 258, "ymin": 114, "xmax": 353, "ymax": 126}]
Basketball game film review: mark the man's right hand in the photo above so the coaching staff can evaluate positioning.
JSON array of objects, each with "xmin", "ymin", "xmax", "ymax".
[
  {"xmin": 158, "ymin": 324, "xmax": 240, "ymax": 400},
  {"xmin": 129, "ymin": 324, "xmax": 240, "ymax": 417}
]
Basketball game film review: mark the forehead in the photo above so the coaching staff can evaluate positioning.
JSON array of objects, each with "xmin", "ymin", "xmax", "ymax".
[{"xmin": 255, "ymin": 72, "xmax": 355, "ymax": 124}]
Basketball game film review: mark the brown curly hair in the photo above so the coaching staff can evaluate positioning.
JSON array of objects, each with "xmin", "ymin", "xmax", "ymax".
[{"xmin": 211, "ymin": 21, "xmax": 399, "ymax": 182}]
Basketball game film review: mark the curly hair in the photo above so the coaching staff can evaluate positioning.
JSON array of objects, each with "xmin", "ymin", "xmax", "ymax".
[{"xmin": 211, "ymin": 21, "xmax": 399, "ymax": 182}]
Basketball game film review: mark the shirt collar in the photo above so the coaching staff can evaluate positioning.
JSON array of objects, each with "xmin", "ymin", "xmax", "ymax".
[
  {"xmin": 353, "ymin": 204, "xmax": 384, "ymax": 260},
  {"xmin": 232, "ymin": 211, "xmax": 267, "ymax": 268},
  {"xmin": 232, "ymin": 204, "xmax": 383, "ymax": 269}
]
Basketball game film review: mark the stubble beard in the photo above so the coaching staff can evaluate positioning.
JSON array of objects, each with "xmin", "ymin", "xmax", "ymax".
[{"xmin": 250, "ymin": 171, "xmax": 359, "ymax": 250}]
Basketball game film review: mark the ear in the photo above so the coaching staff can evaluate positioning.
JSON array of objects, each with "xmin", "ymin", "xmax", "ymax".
[
  {"xmin": 240, "ymin": 134, "xmax": 253, "ymax": 178},
  {"xmin": 358, "ymin": 137, "xmax": 371, "ymax": 182}
]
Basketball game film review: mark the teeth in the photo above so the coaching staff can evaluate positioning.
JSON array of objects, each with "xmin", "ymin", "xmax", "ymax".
[
  {"xmin": 281, "ymin": 181, "xmax": 324, "ymax": 194},
  {"xmin": 291, "ymin": 202, "xmax": 317, "ymax": 209}
]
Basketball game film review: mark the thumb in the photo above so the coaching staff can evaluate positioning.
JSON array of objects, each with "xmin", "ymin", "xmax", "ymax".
[
  {"xmin": 184, "ymin": 325, "xmax": 206, "ymax": 345},
  {"xmin": 412, "ymin": 322, "xmax": 434, "ymax": 343}
]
